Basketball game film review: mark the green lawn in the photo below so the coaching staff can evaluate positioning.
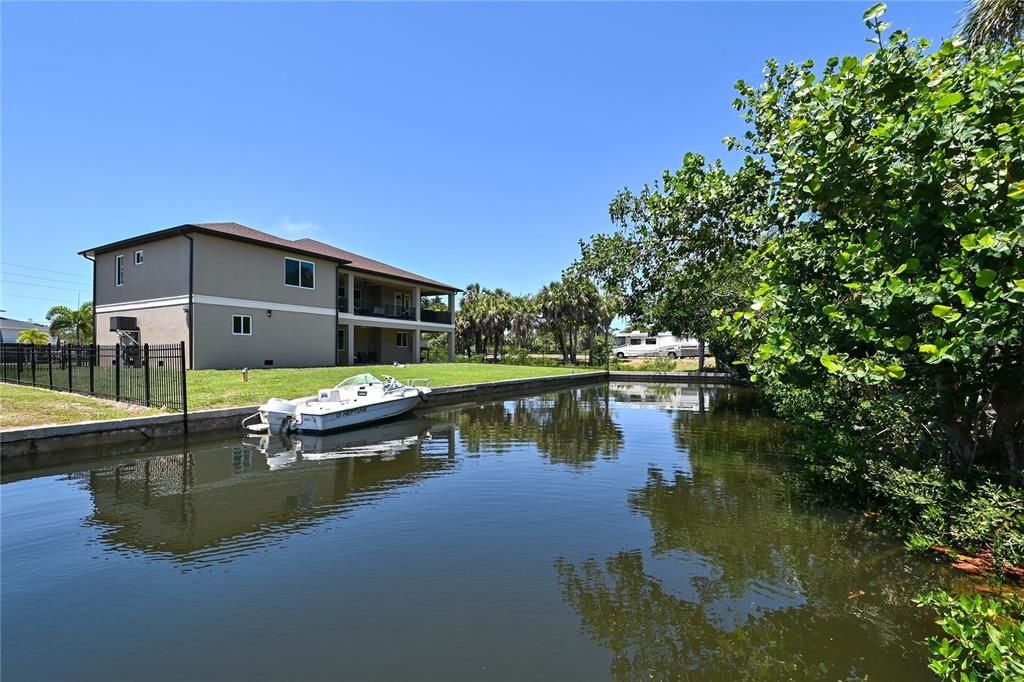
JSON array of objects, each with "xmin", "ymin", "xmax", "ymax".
[
  {"xmin": 0, "ymin": 383, "xmax": 162, "ymax": 430},
  {"xmin": 187, "ymin": 363, "xmax": 590, "ymax": 409}
]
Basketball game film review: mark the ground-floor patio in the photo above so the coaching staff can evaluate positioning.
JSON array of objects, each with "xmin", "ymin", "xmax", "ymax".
[{"xmin": 336, "ymin": 322, "xmax": 455, "ymax": 366}]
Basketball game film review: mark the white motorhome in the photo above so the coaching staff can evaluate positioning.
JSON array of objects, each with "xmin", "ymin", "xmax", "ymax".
[{"xmin": 611, "ymin": 331, "xmax": 700, "ymax": 359}]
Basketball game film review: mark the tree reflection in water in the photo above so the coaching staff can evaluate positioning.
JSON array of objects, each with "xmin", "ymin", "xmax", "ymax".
[
  {"xmin": 443, "ymin": 385, "xmax": 624, "ymax": 468},
  {"xmin": 554, "ymin": 388, "xmax": 951, "ymax": 680}
]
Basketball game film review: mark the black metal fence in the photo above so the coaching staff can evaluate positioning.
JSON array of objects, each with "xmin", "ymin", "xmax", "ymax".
[{"xmin": 0, "ymin": 342, "xmax": 187, "ymax": 414}]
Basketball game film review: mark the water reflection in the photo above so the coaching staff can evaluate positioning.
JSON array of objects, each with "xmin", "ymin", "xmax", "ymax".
[
  {"xmin": 556, "ymin": 384, "xmax": 948, "ymax": 680},
  {"xmin": 2, "ymin": 382, "xmax": 952, "ymax": 681},
  {"xmin": 446, "ymin": 385, "xmax": 623, "ymax": 468},
  {"xmin": 70, "ymin": 416, "xmax": 456, "ymax": 565}
]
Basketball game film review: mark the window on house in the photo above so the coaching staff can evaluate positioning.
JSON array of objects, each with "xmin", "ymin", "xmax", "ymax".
[
  {"xmin": 396, "ymin": 332, "xmax": 409, "ymax": 348},
  {"xmin": 115, "ymin": 255, "xmax": 125, "ymax": 286},
  {"xmin": 645, "ymin": 338, "xmax": 658, "ymax": 345},
  {"xmin": 629, "ymin": 338, "xmax": 642, "ymax": 346},
  {"xmin": 338, "ymin": 329, "xmax": 345, "ymax": 351},
  {"xmin": 232, "ymin": 315, "xmax": 252, "ymax": 335},
  {"xmin": 394, "ymin": 292, "xmax": 411, "ymax": 309},
  {"xmin": 135, "ymin": 250, "xmax": 144, "ymax": 265},
  {"xmin": 284, "ymin": 257, "xmax": 315, "ymax": 289}
]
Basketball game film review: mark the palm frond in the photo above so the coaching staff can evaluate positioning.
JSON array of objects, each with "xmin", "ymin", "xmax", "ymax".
[{"xmin": 959, "ymin": 0, "xmax": 1024, "ymax": 48}]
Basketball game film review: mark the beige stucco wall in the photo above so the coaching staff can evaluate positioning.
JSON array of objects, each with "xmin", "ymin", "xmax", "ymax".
[
  {"xmin": 96, "ymin": 305, "xmax": 190, "ymax": 361},
  {"xmin": 192, "ymin": 234, "xmax": 337, "ymax": 309},
  {"xmin": 95, "ymin": 236, "xmax": 190, "ymax": 305},
  {"xmin": 192, "ymin": 303, "xmax": 334, "ymax": 369}
]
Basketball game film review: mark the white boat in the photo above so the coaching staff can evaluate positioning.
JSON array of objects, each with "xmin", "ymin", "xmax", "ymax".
[{"xmin": 243, "ymin": 373, "xmax": 431, "ymax": 434}]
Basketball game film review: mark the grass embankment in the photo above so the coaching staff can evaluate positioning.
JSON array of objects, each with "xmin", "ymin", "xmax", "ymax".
[
  {"xmin": 0, "ymin": 384, "xmax": 161, "ymax": 430},
  {"xmin": 187, "ymin": 363, "xmax": 587, "ymax": 409},
  {"xmin": 617, "ymin": 357, "xmax": 717, "ymax": 371}
]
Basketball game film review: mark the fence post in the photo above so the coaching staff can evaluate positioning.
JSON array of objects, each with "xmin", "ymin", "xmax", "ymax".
[
  {"xmin": 16, "ymin": 344, "xmax": 23, "ymax": 383},
  {"xmin": 143, "ymin": 344, "xmax": 151, "ymax": 406},
  {"xmin": 68, "ymin": 346, "xmax": 73, "ymax": 391},
  {"xmin": 89, "ymin": 345, "xmax": 95, "ymax": 394},
  {"xmin": 48, "ymin": 344, "xmax": 54, "ymax": 388},
  {"xmin": 30, "ymin": 345, "xmax": 37, "ymax": 385},
  {"xmin": 115, "ymin": 343, "xmax": 121, "ymax": 401},
  {"xmin": 180, "ymin": 341, "xmax": 188, "ymax": 431}
]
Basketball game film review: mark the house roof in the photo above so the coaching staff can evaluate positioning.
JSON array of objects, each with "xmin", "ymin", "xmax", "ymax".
[
  {"xmin": 290, "ymin": 238, "xmax": 459, "ymax": 292},
  {"xmin": 79, "ymin": 222, "xmax": 460, "ymax": 292},
  {"xmin": 0, "ymin": 317, "xmax": 50, "ymax": 332}
]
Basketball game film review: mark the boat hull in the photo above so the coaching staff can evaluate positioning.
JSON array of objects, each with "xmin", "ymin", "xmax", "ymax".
[{"xmin": 292, "ymin": 393, "xmax": 423, "ymax": 433}]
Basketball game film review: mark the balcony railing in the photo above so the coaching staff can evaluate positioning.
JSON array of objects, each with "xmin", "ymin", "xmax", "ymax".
[
  {"xmin": 421, "ymin": 309, "xmax": 452, "ymax": 324},
  {"xmin": 354, "ymin": 304, "xmax": 415, "ymax": 320},
  {"xmin": 337, "ymin": 300, "xmax": 452, "ymax": 325}
]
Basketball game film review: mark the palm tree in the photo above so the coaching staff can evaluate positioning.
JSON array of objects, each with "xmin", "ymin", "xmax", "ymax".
[
  {"xmin": 959, "ymin": 0, "xmax": 1024, "ymax": 48},
  {"xmin": 509, "ymin": 295, "xmax": 537, "ymax": 350},
  {"xmin": 16, "ymin": 328, "xmax": 50, "ymax": 345},
  {"xmin": 46, "ymin": 301, "xmax": 94, "ymax": 345}
]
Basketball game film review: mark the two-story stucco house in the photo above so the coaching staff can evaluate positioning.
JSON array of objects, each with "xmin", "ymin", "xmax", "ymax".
[{"xmin": 80, "ymin": 222, "xmax": 458, "ymax": 369}]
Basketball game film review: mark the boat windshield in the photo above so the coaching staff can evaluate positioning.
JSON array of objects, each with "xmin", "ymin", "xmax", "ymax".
[{"xmin": 336, "ymin": 373, "xmax": 383, "ymax": 387}]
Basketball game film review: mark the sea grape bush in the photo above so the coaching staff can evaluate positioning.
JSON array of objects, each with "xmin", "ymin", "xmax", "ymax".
[
  {"xmin": 915, "ymin": 590, "xmax": 1024, "ymax": 681},
  {"xmin": 719, "ymin": 5, "xmax": 1024, "ymax": 479}
]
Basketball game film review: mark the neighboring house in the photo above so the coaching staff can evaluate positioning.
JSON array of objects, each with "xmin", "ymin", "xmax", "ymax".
[
  {"xmin": 80, "ymin": 222, "xmax": 459, "ymax": 369},
  {"xmin": 0, "ymin": 317, "xmax": 54, "ymax": 344}
]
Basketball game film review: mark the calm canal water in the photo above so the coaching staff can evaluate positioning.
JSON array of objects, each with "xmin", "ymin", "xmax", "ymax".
[{"xmin": 2, "ymin": 383, "xmax": 955, "ymax": 680}]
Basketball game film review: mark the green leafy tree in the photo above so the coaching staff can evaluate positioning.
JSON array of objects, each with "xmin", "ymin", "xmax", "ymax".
[
  {"xmin": 46, "ymin": 302, "xmax": 94, "ymax": 345},
  {"xmin": 16, "ymin": 328, "xmax": 49, "ymax": 345},
  {"xmin": 721, "ymin": 7, "xmax": 1024, "ymax": 479},
  {"xmin": 574, "ymin": 153, "xmax": 770, "ymax": 374}
]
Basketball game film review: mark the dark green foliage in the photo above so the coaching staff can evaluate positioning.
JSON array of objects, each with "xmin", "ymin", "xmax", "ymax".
[{"xmin": 721, "ymin": 10, "xmax": 1024, "ymax": 480}]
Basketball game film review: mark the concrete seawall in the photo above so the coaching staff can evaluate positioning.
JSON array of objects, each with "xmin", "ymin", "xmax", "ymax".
[{"xmin": 1, "ymin": 369, "xmax": 740, "ymax": 467}]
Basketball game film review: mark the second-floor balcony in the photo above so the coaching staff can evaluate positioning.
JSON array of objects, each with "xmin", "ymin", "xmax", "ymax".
[
  {"xmin": 337, "ymin": 297, "xmax": 452, "ymax": 325},
  {"xmin": 420, "ymin": 309, "xmax": 451, "ymax": 324},
  {"xmin": 355, "ymin": 304, "xmax": 415, "ymax": 320}
]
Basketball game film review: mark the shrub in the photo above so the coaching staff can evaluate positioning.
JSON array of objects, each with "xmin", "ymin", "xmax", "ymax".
[
  {"xmin": 915, "ymin": 590, "xmax": 1024, "ymax": 681},
  {"xmin": 635, "ymin": 357, "xmax": 677, "ymax": 373}
]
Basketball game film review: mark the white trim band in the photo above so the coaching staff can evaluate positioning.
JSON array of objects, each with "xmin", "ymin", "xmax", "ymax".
[
  {"xmin": 97, "ymin": 295, "xmax": 336, "ymax": 317},
  {"xmin": 96, "ymin": 296, "xmax": 190, "ymax": 313},
  {"xmin": 194, "ymin": 295, "xmax": 335, "ymax": 317}
]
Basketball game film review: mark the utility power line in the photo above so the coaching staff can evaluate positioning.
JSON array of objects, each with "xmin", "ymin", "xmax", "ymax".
[
  {"xmin": 0, "ymin": 271, "xmax": 94, "ymax": 285},
  {"xmin": 0, "ymin": 262, "xmax": 91, "ymax": 281},
  {"xmin": 1, "ymin": 278, "xmax": 90, "ymax": 292}
]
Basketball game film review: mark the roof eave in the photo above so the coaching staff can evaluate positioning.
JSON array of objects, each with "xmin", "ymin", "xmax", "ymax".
[
  {"xmin": 343, "ymin": 265, "xmax": 462, "ymax": 293},
  {"xmin": 79, "ymin": 224, "xmax": 353, "ymax": 265}
]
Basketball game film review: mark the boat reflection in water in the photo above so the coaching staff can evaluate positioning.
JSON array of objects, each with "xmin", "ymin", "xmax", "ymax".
[
  {"xmin": 243, "ymin": 416, "xmax": 439, "ymax": 470},
  {"xmin": 73, "ymin": 415, "xmax": 457, "ymax": 567}
]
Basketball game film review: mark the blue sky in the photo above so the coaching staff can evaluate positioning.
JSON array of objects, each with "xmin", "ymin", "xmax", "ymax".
[{"xmin": 2, "ymin": 1, "xmax": 957, "ymax": 321}]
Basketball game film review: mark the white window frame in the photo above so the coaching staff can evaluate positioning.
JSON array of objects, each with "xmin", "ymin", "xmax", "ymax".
[
  {"xmin": 284, "ymin": 257, "xmax": 316, "ymax": 290},
  {"xmin": 115, "ymin": 254, "xmax": 125, "ymax": 286},
  {"xmin": 232, "ymin": 315, "xmax": 252, "ymax": 336},
  {"xmin": 396, "ymin": 332, "xmax": 409, "ymax": 348},
  {"xmin": 394, "ymin": 292, "xmax": 411, "ymax": 309},
  {"xmin": 134, "ymin": 250, "xmax": 144, "ymax": 265}
]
